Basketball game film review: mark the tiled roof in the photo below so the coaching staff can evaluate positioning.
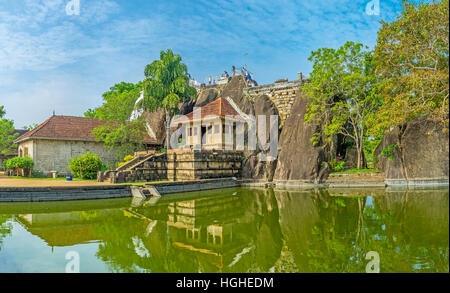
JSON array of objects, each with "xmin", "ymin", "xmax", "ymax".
[
  {"xmin": 180, "ymin": 98, "xmax": 243, "ymax": 122},
  {"xmin": 14, "ymin": 115, "xmax": 158, "ymax": 144}
]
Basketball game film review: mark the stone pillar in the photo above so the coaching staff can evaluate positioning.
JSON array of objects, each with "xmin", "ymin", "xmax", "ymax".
[{"xmin": 297, "ymin": 72, "xmax": 302, "ymax": 81}]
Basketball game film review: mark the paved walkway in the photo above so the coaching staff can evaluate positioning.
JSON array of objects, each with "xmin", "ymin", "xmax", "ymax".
[{"xmin": 0, "ymin": 173, "xmax": 113, "ymax": 187}]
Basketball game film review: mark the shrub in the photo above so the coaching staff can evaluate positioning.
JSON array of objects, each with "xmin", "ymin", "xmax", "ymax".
[
  {"xmin": 69, "ymin": 152, "xmax": 104, "ymax": 179},
  {"xmin": 329, "ymin": 158, "xmax": 345, "ymax": 172},
  {"xmin": 381, "ymin": 144, "xmax": 398, "ymax": 161},
  {"xmin": 117, "ymin": 154, "xmax": 135, "ymax": 168}
]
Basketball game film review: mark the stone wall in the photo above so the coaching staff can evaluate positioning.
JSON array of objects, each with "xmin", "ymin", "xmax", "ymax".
[
  {"xmin": 25, "ymin": 139, "xmax": 116, "ymax": 175},
  {"xmin": 104, "ymin": 150, "xmax": 242, "ymax": 183},
  {"xmin": 167, "ymin": 150, "xmax": 242, "ymax": 181},
  {"xmin": 246, "ymin": 80, "xmax": 303, "ymax": 122}
]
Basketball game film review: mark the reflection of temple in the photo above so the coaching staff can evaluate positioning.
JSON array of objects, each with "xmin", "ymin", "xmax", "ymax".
[{"xmin": 165, "ymin": 194, "xmax": 247, "ymax": 269}]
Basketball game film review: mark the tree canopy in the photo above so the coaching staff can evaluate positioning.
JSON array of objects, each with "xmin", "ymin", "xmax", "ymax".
[
  {"xmin": 303, "ymin": 41, "xmax": 380, "ymax": 169},
  {"xmin": 303, "ymin": 0, "xmax": 449, "ymax": 170},
  {"xmin": 372, "ymin": 0, "xmax": 449, "ymax": 134},
  {"xmin": 0, "ymin": 106, "xmax": 19, "ymax": 156},
  {"xmin": 139, "ymin": 49, "xmax": 197, "ymax": 149},
  {"xmin": 85, "ymin": 82, "xmax": 147, "ymax": 162}
]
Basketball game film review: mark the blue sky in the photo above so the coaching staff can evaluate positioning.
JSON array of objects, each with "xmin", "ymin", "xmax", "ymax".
[{"xmin": 0, "ymin": 0, "xmax": 410, "ymax": 127}]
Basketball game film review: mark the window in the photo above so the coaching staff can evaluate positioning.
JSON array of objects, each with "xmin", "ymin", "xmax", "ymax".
[
  {"xmin": 24, "ymin": 147, "xmax": 29, "ymax": 157},
  {"xmin": 214, "ymin": 125, "xmax": 220, "ymax": 133},
  {"xmin": 207, "ymin": 126, "xmax": 212, "ymax": 134},
  {"xmin": 194, "ymin": 127, "xmax": 198, "ymax": 135},
  {"xmin": 188, "ymin": 127, "xmax": 192, "ymax": 136}
]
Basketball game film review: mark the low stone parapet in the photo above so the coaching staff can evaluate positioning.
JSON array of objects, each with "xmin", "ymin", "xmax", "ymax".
[{"xmin": 0, "ymin": 185, "xmax": 131, "ymax": 202}]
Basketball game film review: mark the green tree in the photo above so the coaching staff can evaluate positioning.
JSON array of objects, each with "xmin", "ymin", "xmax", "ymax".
[
  {"xmin": 139, "ymin": 49, "xmax": 197, "ymax": 150},
  {"xmin": 0, "ymin": 106, "xmax": 19, "ymax": 156},
  {"xmin": 23, "ymin": 123, "xmax": 39, "ymax": 131},
  {"xmin": 303, "ymin": 42, "xmax": 380, "ymax": 169},
  {"xmin": 86, "ymin": 82, "xmax": 147, "ymax": 161},
  {"xmin": 371, "ymin": 0, "xmax": 449, "ymax": 183},
  {"xmin": 372, "ymin": 0, "xmax": 449, "ymax": 134}
]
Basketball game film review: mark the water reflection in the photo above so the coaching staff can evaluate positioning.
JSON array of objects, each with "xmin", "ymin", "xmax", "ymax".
[{"xmin": 0, "ymin": 188, "xmax": 448, "ymax": 273}]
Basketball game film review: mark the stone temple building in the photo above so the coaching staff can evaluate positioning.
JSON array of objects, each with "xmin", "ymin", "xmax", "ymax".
[
  {"xmin": 13, "ymin": 115, "xmax": 158, "ymax": 176},
  {"xmin": 172, "ymin": 97, "xmax": 246, "ymax": 151}
]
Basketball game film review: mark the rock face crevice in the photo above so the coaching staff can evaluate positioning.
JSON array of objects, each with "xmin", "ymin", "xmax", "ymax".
[{"xmin": 374, "ymin": 117, "xmax": 449, "ymax": 181}]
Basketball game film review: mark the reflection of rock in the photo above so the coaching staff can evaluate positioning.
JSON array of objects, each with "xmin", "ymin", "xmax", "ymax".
[
  {"xmin": 274, "ymin": 94, "xmax": 330, "ymax": 180},
  {"xmin": 374, "ymin": 117, "xmax": 449, "ymax": 181},
  {"xmin": 274, "ymin": 189, "xmax": 320, "ymax": 272},
  {"xmin": 272, "ymin": 245, "xmax": 299, "ymax": 273}
]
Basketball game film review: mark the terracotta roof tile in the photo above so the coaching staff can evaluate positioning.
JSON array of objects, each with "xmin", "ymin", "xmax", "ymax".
[
  {"xmin": 183, "ymin": 98, "xmax": 243, "ymax": 121},
  {"xmin": 14, "ymin": 115, "xmax": 158, "ymax": 145}
]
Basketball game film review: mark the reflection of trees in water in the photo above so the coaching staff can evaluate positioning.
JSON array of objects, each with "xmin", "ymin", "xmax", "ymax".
[
  {"xmin": 0, "ymin": 215, "xmax": 12, "ymax": 252},
  {"xmin": 4, "ymin": 188, "xmax": 446, "ymax": 273},
  {"xmin": 372, "ymin": 190, "xmax": 449, "ymax": 272},
  {"xmin": 275, "ymin": 188, "xmax": 449, "ymax": 273},
  {"xmin": 92, "ymin": 188, "xmax": 284, "ymax": 273}
]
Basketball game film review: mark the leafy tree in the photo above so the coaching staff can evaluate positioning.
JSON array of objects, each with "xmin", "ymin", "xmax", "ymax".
[
  {"xmin": 371, "ymin": 0, "xmax": 449, "ymax": 182},
  {"xmin": 303, "ymin": 42, "xmax": 380, "ymax": 169},
  {"xmin": 86, "ymin": 82, "xmax": 147, "ymax": 161},
  {"xmin": 372, "ymin": 0, "xmax": 449, "ymax": 134},
  {"xmin": 0, "ymin": 106, "xmax": 19, "ymax": 156},
  {"xmin": 139, "ymin": 49, "xmax": 197, "ymax": 150},
  {"xmin": 23, "ymin": 123, "xmax": 39, "ymax": 131}
]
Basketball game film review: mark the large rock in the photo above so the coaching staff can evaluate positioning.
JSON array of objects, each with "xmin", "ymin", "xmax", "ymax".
[
  {"xmin": 242, "ymin": 94, "xmax": 280, "ymax": 180},
  {"xmin": 374, "ymin": 117, "xmax": 449, "ymax": 181},
  {"xmin": 219, "ymin": 75, "xmax": 254, "ymax": 115},
  {"xmin": 194, "ymin": 88, "xmax": 219, "ymax": 108},
  {"xmin": 345, "ymin": 146, "xmax": 367, "ymax": 169},
  {"xmin": 179, "ymin": 99, "xmax": 195, "ymax": 115},
  {"xmin": 143, "ymin": 109, "xmax": 166, "ymax": 145},
  {"xmin": 274, "ymin": 93, "xmax": 330, "ymax": 181}
]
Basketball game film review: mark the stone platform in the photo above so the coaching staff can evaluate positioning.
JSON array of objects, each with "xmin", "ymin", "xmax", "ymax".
[{"xmin": 100, "ymin": 150, "xmax": 243, "ymax": 184}]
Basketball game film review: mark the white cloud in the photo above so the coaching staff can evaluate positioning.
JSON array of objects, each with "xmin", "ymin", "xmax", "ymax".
[{"xmin": 0, "ymin": 0, "xmax": 119, "ymax": 71}]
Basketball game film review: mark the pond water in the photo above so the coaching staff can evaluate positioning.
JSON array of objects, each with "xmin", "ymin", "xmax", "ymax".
[{"xmin": 0, "ymin": 187, "xmax": 448, "ymax": 273}]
